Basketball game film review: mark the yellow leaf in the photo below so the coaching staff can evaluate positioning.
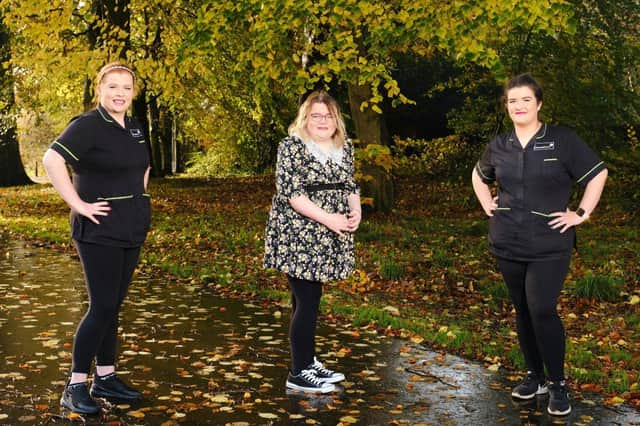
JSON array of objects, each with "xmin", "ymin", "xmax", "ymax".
[
  {"xmin": 382, "ymin": 306, "xmax": 400, "ymax": 316},
  {"xmin": 606, "ymin": 396, "xmax": 625, "ymax": 405},
  {"xmin": 258, "ymin": 413, "xmax": 279, "ymax": 419},
  {"xmin": 629, "ymin": 295, "xmax": 640, "ymax": 305},
  {"xmin": 127, "ymin": 410, "xmax": 145, "ymax": 419},
  {"xmin": 339, "ymin": 416, "xmax": 358, "ymax": 424}
]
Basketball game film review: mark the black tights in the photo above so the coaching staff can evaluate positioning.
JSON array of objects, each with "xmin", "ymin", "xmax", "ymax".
[
  {"xmin": 287, "ymin": 275, "xmax": 323, "ymax": 375},
  {"xmin": 72, "ymin": 241, "xmax": 140, "ymax": 374},
  {"xmin": 497, "ymin": 257, "xmax": 570, "ymax": 382}
]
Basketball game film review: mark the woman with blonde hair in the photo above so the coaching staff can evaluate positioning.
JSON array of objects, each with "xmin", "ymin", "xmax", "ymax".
[
  {"xmin": 43, "ymin": 62, "xmax": 150, "ymax": 414},
  {"xmin": 264, "ymin": 91, "xmax": 361, "ymax": 393}
]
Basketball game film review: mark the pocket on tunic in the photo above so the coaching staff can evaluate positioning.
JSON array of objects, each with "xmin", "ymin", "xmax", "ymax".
[
  {"xmin": 488, "ymin": 207, "xmax": 514, "ymax": 247},
  {"xmin": 530, "ymin": 211, "xmax": 573, "ymax": 254},
  {"xmin": 540, "ymin": 158, "xmax": 566, "ymax": 182}
]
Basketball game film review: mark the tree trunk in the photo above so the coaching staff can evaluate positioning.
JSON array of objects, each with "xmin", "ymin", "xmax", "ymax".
[
  {"xmin": 147, "ymin": 97, "xmax": 163, "ymax": 177},
  {"xmin": 0, "ymin": 14, "xmax": 31, "ymax": 187},
  {"xmin": 157, "ymin": 107, "xmax": 172, "ymax": 175},
  {"xmin": 83, "ymin": 0, "xmax": 131, "ymax": 110},
  {"xmin": 347, "ymin": 82, "xmax": 394, "ymax": 212}
]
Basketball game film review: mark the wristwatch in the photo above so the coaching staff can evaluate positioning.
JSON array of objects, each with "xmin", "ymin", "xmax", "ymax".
[{"xmin": 576, "ymin": 207, "xmax": 587, "ymax": 218}]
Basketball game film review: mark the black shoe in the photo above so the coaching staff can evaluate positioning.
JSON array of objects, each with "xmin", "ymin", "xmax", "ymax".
[
  {"xmin": 90, "ymin": 372, "xmax": 142, "ymax": 400},
  {"xmin": 60, "ymin": 381, "xmax": 100, "ymax": 415},
  {"xmin": 286, "ymin": 369, "xmax": 335, "ymax": 393},
  {"xmin": 310, "ymin": 357, "xmax": 345, "ymax": 383},
  {"xmin": 548, "ymin": 381, "xmax": 571, "ymax": 416},
  {"xmin": 511, "ymin": 371, "xmax": 548, "ymax": 399}
]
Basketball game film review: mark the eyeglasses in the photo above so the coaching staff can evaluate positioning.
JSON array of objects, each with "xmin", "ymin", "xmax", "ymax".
[{"xmin": 309, "ymin": 113, "xmax": 334, "ymax": 122}]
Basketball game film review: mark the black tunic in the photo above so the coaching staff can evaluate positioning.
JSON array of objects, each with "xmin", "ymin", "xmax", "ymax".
[
  {"xmin": 475, "ymin": 123, "xmax": 606, "ymax": 261},
  {"xmin": 50, "ymin": 106, "xmax": 151, "ymax": 247}
]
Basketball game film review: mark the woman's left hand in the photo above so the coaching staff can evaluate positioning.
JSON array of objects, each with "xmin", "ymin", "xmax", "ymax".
[
  {"xmin": 548, "ymin": 209, "xmax": 587, "ymax": 233},
  {"xmin": 347, "ymin": 210, "xmax": 361, "ymax": 232}
]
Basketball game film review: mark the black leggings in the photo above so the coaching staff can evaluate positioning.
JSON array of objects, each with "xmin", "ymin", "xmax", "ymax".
[
  {"xmin": 288, "ymin": 275, "xmax": 323, "ymax": 375},
  {"xmin": 497, "ymin": 257, "xmax": 570, "ymax": 382},
  {"xmin": 72, "ymin": 241, "xmax": 140, "ymax": 374}
]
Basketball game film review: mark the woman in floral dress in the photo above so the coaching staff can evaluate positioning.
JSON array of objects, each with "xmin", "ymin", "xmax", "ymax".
[{"xmin": 264, "ymin": 91, "xmax": 361, "ymax": 393}]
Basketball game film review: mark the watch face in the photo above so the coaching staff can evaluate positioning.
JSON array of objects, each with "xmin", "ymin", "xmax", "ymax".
[{"xmin": 576, "ymin": 208, "xmax": 585, "ymax": 217}]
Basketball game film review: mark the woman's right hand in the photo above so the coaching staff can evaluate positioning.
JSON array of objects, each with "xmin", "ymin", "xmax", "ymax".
[
  {"xmin": 324, "ymin": 213, "xmax": 350, "ymax": 236},
  {"xmin": 74, "ymin": 201, "xmax": 111, "ymax": 224}
]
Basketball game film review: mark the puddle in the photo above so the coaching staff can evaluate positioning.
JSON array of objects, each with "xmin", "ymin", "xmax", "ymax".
[{"xmin": 0, "ymin": 239, "xmax": 638, "ymax": 425}]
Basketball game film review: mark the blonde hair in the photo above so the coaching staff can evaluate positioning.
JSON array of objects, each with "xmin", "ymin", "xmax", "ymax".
[
  {"xmin": 94, "ymin": 61, "xmax": 137, "ymax": 107},
  {"xmin": 288, "ymin": 91, "xmax": 347, "ymax": 148}
]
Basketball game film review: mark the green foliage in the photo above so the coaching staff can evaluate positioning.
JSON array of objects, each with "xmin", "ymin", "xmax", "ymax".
[
  {"xmin": 572, "ymin": 271, "xmax": 623, "ymax": 302},
  {"xmin": 378, "ymin": 257, "xmax": 403, "ymax": 281},
  {"xmin": 391, "ymin": 135, "xmax": 480, "ymax": 179},
  {"xmin": 182, "ymin": 0, "xmax": 574, "ymax": 113},
  {"xmin": 607, "ymin": 369, "xmax": 630, "ymax": 393},
  {"xmin": 443, "ymin": 0, "xmax": 640, "ymax": 148},
  {"xmin": 479, "ymin": 279, "xmax": 510, "ymax": 308},
  {"xmin": 603, "ymin": 135, "xmax": 640, "ymax": 212}
]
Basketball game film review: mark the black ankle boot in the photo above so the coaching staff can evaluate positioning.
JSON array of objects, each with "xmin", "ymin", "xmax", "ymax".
[
  {"xmin": 90, "ymin": 372, "xmax": 142, "ymax": 400},
  {"xmin": 60, "ymin": 380, "xmax": 100, "ymax": 415}
]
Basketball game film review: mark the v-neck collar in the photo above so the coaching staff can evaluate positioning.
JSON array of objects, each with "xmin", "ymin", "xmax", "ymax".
[
  {"xmin": 508, "ymin": 122, "xmax": 548, "ymax": 149},
  {"xmin": 97, "ymin": 105, "xmax": 128, "ymax": 130}
]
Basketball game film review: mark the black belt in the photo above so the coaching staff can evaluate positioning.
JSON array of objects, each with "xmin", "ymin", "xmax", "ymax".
[{"xmin": 304, "ymin": 182, "xmax": 346, "ymax": 193}]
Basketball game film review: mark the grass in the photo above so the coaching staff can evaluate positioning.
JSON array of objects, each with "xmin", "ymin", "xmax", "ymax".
[
  {"xmin": 572, "ymin": 272, "xmax": 623, "ymax": 301},
  {"xmin": 479, "ymin": 279, "xmax": 510, "ymax": 309},
  {"xmin": 378, "ymin": 257, "xmax": 404, "ymax": 280},
  {"xmin": 607, "ymin": 370, "xmax": 630, "ymax": 393}
]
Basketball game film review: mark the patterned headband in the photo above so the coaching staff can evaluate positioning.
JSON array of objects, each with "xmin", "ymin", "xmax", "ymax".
[{"xmin": 100, "ymin": 65, "xmax": 136, "ymax": 82}]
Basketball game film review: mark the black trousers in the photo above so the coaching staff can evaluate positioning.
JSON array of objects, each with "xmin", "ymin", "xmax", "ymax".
[
  {"xmin": 72, "ymin": 241, "xmax": 140, "ymax": 374},
  {"xmin": 287, "ymin": 275, "xmax": 323, "ymax": 375},
  {"xmin": 497, "ymin": 257, "xmax": 571, "ymax": 382}
]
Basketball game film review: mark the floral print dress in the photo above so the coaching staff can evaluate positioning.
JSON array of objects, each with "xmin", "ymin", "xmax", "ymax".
[{"xmin": 264, "ymin": 135, "xmax": 359, "ymax": 283}]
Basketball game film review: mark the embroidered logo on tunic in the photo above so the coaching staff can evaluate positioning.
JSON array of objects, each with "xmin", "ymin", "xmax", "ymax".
[
  {"xmin": 533, "ymin": 141, "xmax": 555, "ymax": 151},
  {"xmin": 130, "ymin": 128, "xmax": 143, "ymax": 137}
]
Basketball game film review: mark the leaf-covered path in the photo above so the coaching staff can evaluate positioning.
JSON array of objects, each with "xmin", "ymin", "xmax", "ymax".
[{"xmin": 1, "ymin": 240, "xmax": 638, "ymax": 425}]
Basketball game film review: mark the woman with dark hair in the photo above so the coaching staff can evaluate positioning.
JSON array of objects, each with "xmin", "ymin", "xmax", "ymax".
[
  {"xmin": 43, "ymin": 62, "xmax": 150, "ymax": 414},
  {"xmin": 472, "ymin": 74, "xmax": 607, "ymax": 416},
  {"xmin": 264, "ymin": 91, "xmax": 361, "ymax": 393}
]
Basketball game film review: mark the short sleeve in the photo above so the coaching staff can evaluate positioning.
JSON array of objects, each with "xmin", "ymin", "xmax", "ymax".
[
  {"xmin": 565, "ymin": 131, "xmax": 606, "ymax": 187},
  {"xmin": 275, "ymin": 137, "xmax": 306, "ymax": 200},
  {"xmin": 344, "ymin": 139, "xmax": 360, "ymax": 195},
  {"xmin": 475, "ymin": 143, "xmax": 496, "ymax": 184},
  {"xmin": 49, "ymin": 116, "xmax": 96, "ymax": 166}
]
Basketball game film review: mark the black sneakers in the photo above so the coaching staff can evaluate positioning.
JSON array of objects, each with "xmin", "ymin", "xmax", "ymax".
[
  {"xmin": 286, "ymin": 369, "xmax": 335, "ymax": 393},
  {"xmin": 60, "ymin": 380, "xmax": 100, "ymax": 415},
  {"xmin": 90, "ymin": 372, "xmax": 142, "ymax": 400},
  {"xmin": 547, "ymin": 381, "xmax": 571, "ymax": 416},
  {"xmin": 309, "ymin": 357, "xmax": 345, "ymax": 383},
  {"xmin": 511, "ymin": 371, "xmax": 548, "ymax": 399}
]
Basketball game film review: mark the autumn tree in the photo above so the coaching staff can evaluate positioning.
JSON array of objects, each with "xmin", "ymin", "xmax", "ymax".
[
  {"xmin": 445, "ymin": 0, "xmax": 640, "ymax": 148},
  {"xmin": 0, "ymin": 9, "xmax": 30, "ymax": 187},
  {"xmin": 3, "ymin": 0, "xmax": 205, "ymax": 177},
  {"xmin": 182, "ymin": 0, "xmax": 575, "ymax": 210}
]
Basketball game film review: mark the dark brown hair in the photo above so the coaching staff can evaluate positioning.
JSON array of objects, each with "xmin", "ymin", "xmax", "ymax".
[{"xmin": 502, "ymin": 74, "xmax": 543, "ymax": 104}]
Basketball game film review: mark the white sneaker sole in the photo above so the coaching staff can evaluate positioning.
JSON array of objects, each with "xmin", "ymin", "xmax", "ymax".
[
  {"xmin": 286, "ymin": 381, "xmax": 335, "ymax": 394},
  {"xmin": 318, "ymin": 374, "xmax": 345, "ymax": 384},
  {"xmin": 548, "ymin": 405, "xmax": 571, "ymax": 416},
  {"xmin": 511, "ymin": 385, "xmax": 548, "ymax": 399}
]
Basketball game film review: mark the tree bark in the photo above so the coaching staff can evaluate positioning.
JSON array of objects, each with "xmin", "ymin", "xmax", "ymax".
[
  {"xmin": 0, "ymin": 14, "xmax": 31, "ymax": 187},
  {"xmin": 147, "ymin": 97, "xmax": 163, "ymax": 177},
  {"xmin": 347, "ymin": 82, "xmax": 393, "ymax": 212}
]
